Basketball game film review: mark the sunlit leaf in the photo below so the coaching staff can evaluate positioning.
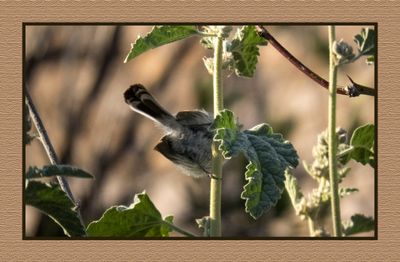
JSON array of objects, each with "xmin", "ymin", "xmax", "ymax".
[
  {"xmin": 124, "ymin": 25, "xmax": 199, "ymax": 62},
  {"xmin": 86, "ymin": 191, "xmax": 173, "ymax": 237}
]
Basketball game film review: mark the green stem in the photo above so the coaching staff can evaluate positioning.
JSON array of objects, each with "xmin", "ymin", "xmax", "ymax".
[
  {"xmin": 328, "ymin": 26, "xmax": 342, "ymax": 237},
  {"xmin": 308, "ymin": 217, "xmax": 315, "ymax": 236},
  {"xmin": 163, "ymin": 221, "xmax": 196, "ymax": 237},
  {"xmin": 336, "ymin": 146, "xmax": 354, "ymax": 158},
  {"xmin": 209, "ymin": 35, "xmax": 224, "ymax": 237}
]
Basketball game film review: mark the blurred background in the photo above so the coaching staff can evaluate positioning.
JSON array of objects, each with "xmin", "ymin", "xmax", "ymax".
[{"xmin": 24, "ymin": 25, "xmax": 375, "ymax": 237}]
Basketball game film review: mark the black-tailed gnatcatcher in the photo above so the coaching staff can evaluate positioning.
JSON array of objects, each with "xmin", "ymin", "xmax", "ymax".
[{"xmin": 124, "ymin": 84, "xmax": 213, "ymax": 178}]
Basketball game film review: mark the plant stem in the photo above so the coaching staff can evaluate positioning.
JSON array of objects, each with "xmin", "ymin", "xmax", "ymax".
[
  {"xmin": 209, "ymin": 35, "xmax": 224, "ymax": 237},
  {"xmin": 256, "ymin": 25, "xmax": 375, "ymax": 97},
  {"xmin": 25, "ymin": 89, "xmax": 86, "ymax": 233},
  {"xmin": 163, "ymin": 221, "xmax": 196, "ymax": 237},
  {"xmin": 308, "ymin": 217, "xmax": 316, "ymax": 236},
  {"xmin": 336, "ymin": 146, "xmax": 354, "ymax": 158},
  {"xmin": 328, "ymin": 26, "xmax": 342, "ymax": 237}
]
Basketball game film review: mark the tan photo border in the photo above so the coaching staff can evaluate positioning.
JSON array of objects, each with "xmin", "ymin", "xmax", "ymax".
[{"xmin": 1, "ymin": 1, "xmax": 399, "ymax": 261}]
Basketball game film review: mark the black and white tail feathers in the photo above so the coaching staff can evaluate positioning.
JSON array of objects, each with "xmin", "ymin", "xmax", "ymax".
[{"xmin": 124, "ymin": 84, "xmax": 176, "ymax": 128}]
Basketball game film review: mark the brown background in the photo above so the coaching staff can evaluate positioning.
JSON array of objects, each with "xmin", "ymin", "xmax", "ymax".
[{"xmin": 1, "ymin": 1, "xmax": 399, "ymax": 261}]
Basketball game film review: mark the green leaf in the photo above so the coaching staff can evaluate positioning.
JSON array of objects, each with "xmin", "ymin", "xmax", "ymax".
[
  {"xmin": 343, "ymin": 214, "xmax": 375, "ymax": 236},
  {"xmin": 354, "ymin": 28, "xmax": 375, "ymax": 57},
  {"xmin": 339, "ymin": 187, "xmax": 359, "ymax": 197},
  {"xmin": 25, "ymin": 181, "xmax": 85, "ymax": 237},
  {"xmin": 26, "ymin": 165, "xmax": 93, "ymax": 179},
  {"xmin": 124, "ymin": 25, "xmax": 199, "ymax": 63},
  {"xmin": 348, "ymin": 124, "xmax": 375, "ymax": 167},
  {"xmin": 161, "ymin": 215, "xmax": 174, "ymax": 237},
  {"xmin": 229, "ymin": 25, "xmax": 267, "ymax": 77},
  {"xmin": 284, "ymin": 170, "xmax": 305, "ymax": 215},
  {"xmin": 213, "ymin": 110, "xmax": 299, "ymax": 219},
  {"xmin": 211, "ymin": 109, "xmax": 237, "ymax": 131},
  {"xmin": 86, "ymin": 191, "xmax": 173, "ymax": 237}
]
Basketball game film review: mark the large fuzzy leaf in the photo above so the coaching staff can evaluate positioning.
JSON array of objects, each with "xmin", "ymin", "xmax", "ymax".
[{"xmin": 213, "ymin": 110, "xmax": 299, "ymax": 219}]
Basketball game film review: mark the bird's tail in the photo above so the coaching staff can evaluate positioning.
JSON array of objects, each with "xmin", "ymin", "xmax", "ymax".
[{"xmin": 124, "ymin": 84, "xmax": 178, "ymax": 128}]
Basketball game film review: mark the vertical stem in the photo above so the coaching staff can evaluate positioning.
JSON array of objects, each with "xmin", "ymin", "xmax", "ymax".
[
  {"xmin": 328, "ymin": 26, "xmax": 342, "ymax": 237},
  {"xmin": 209, "ymin": 35, "xmax": 224, "ymax": 237},
  {"xmin": 308, "ymin": 217, "xmax": 315, "ymax": 237}
]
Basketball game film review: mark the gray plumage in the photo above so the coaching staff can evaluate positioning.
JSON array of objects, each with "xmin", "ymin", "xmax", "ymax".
[{"xmin": 124, "ymin": 84, "xmax": 213, "ymax": 178}]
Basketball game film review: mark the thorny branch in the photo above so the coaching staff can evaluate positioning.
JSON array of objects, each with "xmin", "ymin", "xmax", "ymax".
[{"xmin": 256, "ymin": 25, "xmax": 375, "ymax": 97}]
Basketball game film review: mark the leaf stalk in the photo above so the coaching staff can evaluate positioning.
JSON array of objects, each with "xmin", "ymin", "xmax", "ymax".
[{"xmin": 163, "ymin": 220, "xmax": 196, "ymax": 237}]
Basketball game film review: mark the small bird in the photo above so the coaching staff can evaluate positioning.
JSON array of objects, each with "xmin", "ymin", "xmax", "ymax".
[{"xmin": 124, "ymin": 84, "xmax": 213, "ymax": 178}]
